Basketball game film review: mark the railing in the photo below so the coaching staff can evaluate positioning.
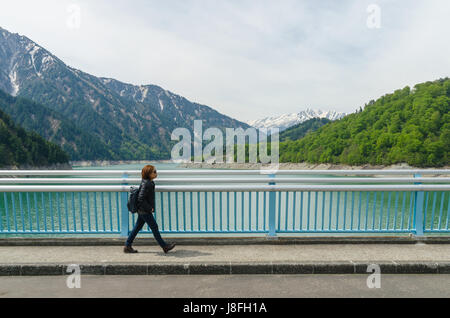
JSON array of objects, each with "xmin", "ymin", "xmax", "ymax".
[{"xmin": 0, "ymin": 169, "xmax": 449, "ymax": 237}]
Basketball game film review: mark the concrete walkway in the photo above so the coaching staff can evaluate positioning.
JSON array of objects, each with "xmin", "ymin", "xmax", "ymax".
[{"xmin": 0, "ymin": 237, "xmax": 449, "ymax": 275}]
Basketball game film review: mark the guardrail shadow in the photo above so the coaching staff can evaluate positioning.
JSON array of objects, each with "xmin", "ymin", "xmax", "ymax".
[{"xmin": 137, "ymin": 249, "xmax": 212, "ymax": 258}]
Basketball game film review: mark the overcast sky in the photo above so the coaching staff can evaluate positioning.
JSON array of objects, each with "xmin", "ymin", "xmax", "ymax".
[{"xmin": 1, "ymin": 0, "xmax": 449, "ymax": 121}]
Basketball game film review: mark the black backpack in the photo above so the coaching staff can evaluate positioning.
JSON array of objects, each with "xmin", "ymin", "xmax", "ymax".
[{"xmin": 127, "ymin": 185, "xmax": 141, "ymax": 213}]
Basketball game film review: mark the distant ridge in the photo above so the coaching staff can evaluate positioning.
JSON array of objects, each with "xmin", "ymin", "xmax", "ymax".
[{"xmin": 247, "ymin": 108, "xmax": 346, "ymax": 132}]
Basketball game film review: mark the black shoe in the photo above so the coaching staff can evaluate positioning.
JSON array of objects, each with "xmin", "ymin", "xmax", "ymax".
[
  {"xmin": 123, "ymin": 246, "xmax": 138, "ymax": 253},
  {"xmin": 163, "ymin": 243, "xmax": 176, "ymax": 254}
]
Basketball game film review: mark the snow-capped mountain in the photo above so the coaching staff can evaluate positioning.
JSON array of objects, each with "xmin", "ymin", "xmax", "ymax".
[
  {"xmin": 247, "ymin": 109, "xmax": 346, "ymax": 132},
  {"xmin": 0, "ymin": 27, "xmax": 60, "ymax": 97},
  {"xmin": 0, "ymin": 26, "xmax": 249, "ymax": 160}
]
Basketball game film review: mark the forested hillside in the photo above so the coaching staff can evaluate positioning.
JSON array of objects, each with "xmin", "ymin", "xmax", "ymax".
[
  {"xmin": 278, "ymin": 118, "xmax": 331, "ymax": 142},
  {"xmin": 0, "ymin": 107, "xmax": 69, "ymax": 167},
  {"xmin": 0, "ymin": 89, "xmax": 115, "ymax": 160},
  {"xmin": 280, "ymin": 78, "xmax": 450, "ymax": 167}
]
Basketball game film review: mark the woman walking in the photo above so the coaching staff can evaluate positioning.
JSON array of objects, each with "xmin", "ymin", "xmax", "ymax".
[{"xmin": 124, "ymin": 165, "xmax": 176, "ymax": 254}]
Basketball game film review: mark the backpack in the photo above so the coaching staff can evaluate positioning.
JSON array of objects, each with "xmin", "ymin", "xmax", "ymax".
[{"xmin": 127, "ymin": 185, "xmax": 142, "ymax": 213}]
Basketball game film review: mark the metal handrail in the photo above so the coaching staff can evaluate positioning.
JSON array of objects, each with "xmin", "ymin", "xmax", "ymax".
[
  {"xmin": 1, "ymin": 184, "xmax": 449, "ymax": 192},
  {"xmin": 0, "ymin": 169, "xmax": 449, "ymax": 176},
  {"xmin": 1, "ymin": 170, "xmax": 448, "ymax": 236},
  {"xmin": 0, "ymin": 177, "xmax": 449, "ymax": 184}
]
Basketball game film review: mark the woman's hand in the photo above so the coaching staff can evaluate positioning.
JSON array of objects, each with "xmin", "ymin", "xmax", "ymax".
[{"xmin": 152, "ymin": 208, "xmax": 155, "ymax": 213}]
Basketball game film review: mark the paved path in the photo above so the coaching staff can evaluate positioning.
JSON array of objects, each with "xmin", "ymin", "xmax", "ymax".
[
  {"xmin": 0, "ymin": 242, "xmax": 449, "ymax": 275},
  {"xmin": 1, "ymin": 243, "xmax": 450, "ymax": 263}
]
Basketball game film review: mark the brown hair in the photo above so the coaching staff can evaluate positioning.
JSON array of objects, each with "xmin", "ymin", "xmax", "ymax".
[{"xmin": 141, "ymin": 164, "xmax": 155, "ymax": 180}]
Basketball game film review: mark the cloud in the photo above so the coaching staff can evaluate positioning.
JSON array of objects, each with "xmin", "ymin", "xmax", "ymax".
[{"xmin": 0, "ymin": 0, "xmax": 449, "ymax": 121}]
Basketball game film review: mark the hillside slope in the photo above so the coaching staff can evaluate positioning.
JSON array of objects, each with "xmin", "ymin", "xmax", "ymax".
[
  {"xmin": 0, "ymin": 107, "xmax": 69, "ymax": 168},
  {"xmin": 278, "ymin": 118, "xmax": 331, "ymax": 142},
  {"xmin": 0, "ymin": 89, "xmax": 116, "ymax": 161},
  {"xmin": 280, "ymin": 78, "xmax": 450, "ymax": 167}
]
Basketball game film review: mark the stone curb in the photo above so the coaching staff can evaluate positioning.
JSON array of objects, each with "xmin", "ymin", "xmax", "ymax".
[
  {"xmin": 1, "ymin": 261, "xmax": 449, "ymax": 276},
  {"xmin": 1, "ymin": 236, "xmax": 450, "ymax": 246}
]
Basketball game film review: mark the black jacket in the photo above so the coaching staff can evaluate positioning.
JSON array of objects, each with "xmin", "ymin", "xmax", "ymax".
[{"xmin": 137, "ymin": 178, "xmax": 155, "ymax": 213}]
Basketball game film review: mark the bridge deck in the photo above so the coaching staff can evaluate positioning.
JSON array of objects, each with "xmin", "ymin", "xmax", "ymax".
[{"xmin": 1, "ymin": 238, "xmax": 449, "ymax": 275}]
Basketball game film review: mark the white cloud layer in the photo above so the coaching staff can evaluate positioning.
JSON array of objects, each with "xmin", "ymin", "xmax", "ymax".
[{"xmin": 0, "ymin": 0, "xmax": 449, "ymax": 121}]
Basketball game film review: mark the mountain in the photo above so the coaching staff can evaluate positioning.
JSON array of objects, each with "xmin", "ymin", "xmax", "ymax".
[
  {"xmin": 0, "ymin": 106, "xmax": 69, "ymax": 168},
  {"xmin": 278, "ymin": 117, "xmax": 331, "ymax": 142},
  {"xmin": 280, "ymin": 78, "xmax": 450, "ymax": 167},
  {"xmin": 246, "ymin": 109, "xmax": 346, "ymax": 132},
  {"xmin": 0, "ymin": 26, "xmax": 249, "ymax": 160}
]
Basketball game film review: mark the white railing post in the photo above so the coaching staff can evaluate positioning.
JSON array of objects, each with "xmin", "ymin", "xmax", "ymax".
[
  {"xmin": 414, "ymin": 173, "xmax": 424, "ymax": 236},
  {"xmin": 267, "ymin": 174, "xmax": 277, "ymax": 237},
  {"xmin": 120, "ymin": 173, "xmax": 129, "ymax": 237}
]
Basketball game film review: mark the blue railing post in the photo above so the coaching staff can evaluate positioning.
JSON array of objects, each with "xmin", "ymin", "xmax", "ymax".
[
  {"xmin": 120, "ymin": 173, "xmax": 129, "ymax": 237},
  {"xmin": 414, "ymin": 173, "xmax": 424, "ymax": 236},
  {"xmin": 267, "ymin": 174, "xmax": 277, "ymax": 237}
]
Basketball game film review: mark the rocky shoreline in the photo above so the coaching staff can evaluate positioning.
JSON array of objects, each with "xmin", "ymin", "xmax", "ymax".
[
  {"xmin": 0, "ymin": 162, "xmax": 72, "ymax": 170},
  {"xmin": 179, "ymin": 162, "xmax": 449, "ymax": 171},
  {"xmin": 69, "ymin": 160, "xmax": 174, "ymax": 167},
  {"xmin": 71, "ymin": 160, "xmax": 370, "ymax": 170},
  {"xmin": 4, "ymin": 160, "xmax": 447, "ymax": 171}
]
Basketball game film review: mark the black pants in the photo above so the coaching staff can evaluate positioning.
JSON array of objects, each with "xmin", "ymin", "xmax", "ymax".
[{"xmin": 125, "ymin": 212, "xmax": 167, "ymax": 248}]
